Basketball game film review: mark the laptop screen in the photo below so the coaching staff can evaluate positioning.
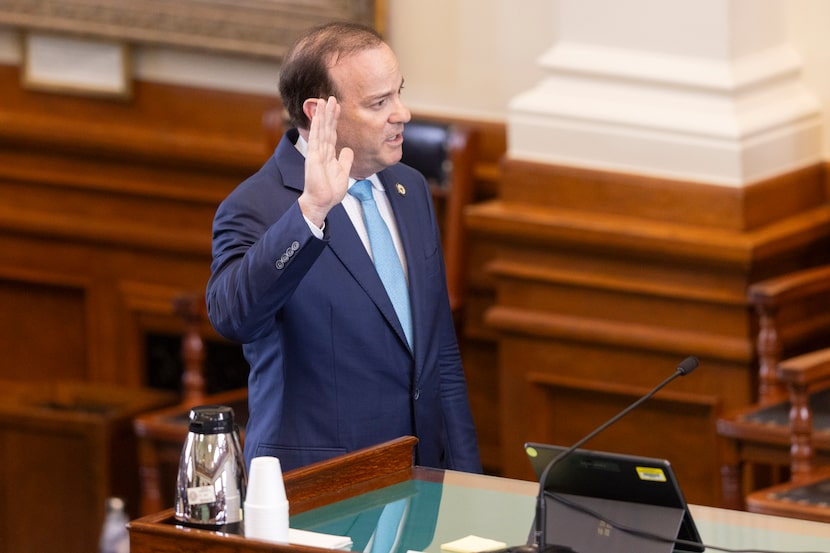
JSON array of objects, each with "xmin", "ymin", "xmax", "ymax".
[{"xmin": 524, "ymin": 442, "xmax": 704, "ymax": 553}]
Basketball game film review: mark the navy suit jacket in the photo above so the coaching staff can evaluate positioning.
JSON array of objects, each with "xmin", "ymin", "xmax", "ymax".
[{"xmin": 207, "ymin": 129, "xmax": 481, "ymax": 473}]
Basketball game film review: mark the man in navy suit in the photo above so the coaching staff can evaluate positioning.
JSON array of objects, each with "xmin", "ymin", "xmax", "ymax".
[{"xmin": 206, "ymin": 21, "xmax": 482, "ymax": 474}]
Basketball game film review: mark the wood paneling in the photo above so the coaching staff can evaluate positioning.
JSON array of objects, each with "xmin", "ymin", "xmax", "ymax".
[
  {"xmin": 0, "ymin": 274, "xmax": 87, "ymax": 381},
  {"xmin": 0, "ymin": 62, "xmax": 276, "ymax": 386},
  {"xmin": 468, "ymin": 157, "xmax": 830, "ymax": 506},
  {"xmin": 498, "ymin": 160, "xmax": 828, "ymax": 232}
]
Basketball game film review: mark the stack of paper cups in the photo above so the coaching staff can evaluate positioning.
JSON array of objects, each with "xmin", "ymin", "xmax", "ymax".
[{"xmin": 244, "ymin": 456, "xmax": 290, "ymax": 543}]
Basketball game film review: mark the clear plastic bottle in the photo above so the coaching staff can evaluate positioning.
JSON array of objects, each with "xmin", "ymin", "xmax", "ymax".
[{"xmin": 98, "ymin": 497, "xmax": 130, "ymax": 553}]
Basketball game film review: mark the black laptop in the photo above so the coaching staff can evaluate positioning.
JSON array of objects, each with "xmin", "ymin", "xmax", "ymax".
[{"xmin": 524, "ymin": 442, "xmax": 705, "ymax": 553}]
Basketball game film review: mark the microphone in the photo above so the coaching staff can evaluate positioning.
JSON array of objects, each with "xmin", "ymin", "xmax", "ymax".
[{"xmin": 528, "ymin": 355, "xmax": 700, "ymax": 553}]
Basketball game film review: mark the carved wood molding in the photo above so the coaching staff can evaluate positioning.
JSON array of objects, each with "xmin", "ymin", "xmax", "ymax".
[
  {"xmin": 497, "ymin": 158, "xmax": 828, "ymax": 232},
  {"xmin": 485, "ymin": 304, "xmax": 751, "ymax": 362},
  {"xmin": 0, "ymin": 0, "xmax": 382, "ymax": 59},
  {"xmin": 525, "ymin": 370, "xmax": 720, "ymax": 409},
  {"xmin": 467, "ymin": 198, "xmax": 830, "ymax": 269}
]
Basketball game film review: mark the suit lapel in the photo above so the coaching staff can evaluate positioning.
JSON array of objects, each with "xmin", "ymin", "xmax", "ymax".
[{"xmin": 379, "ymin": 169, "xmax": 425, "ymax": 358}]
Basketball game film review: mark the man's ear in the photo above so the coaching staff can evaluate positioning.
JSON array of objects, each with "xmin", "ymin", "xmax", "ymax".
[{"xmin": 302, "ymin": 98, "xmax": 321, "ymax": 125}]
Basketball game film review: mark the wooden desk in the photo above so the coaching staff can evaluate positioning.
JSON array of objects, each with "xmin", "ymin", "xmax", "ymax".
[
  {"xmin": 0, "ymin": 380, "xmax": 176, "ymax": 553},
  {"xmin": 129, "ymin": 436, "xmax": 830, "ymax": 553}
]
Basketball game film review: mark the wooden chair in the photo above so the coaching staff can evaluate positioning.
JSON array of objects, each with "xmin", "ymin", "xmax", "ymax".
[
  {"xmin": 716, "ymin": 264, "xmax": 830, "ymax": 509},
  {"xmin": 745, "ymin": 347, "xmax": 830, "ymax": 522},
  {"xmin": 133, "ymin": 293, "xmax": 248, "ymax": 515}
]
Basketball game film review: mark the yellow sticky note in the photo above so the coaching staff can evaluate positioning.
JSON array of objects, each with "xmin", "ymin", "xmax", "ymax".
[
  {"xmin": 441, "ymin": 535, "xmax": 507, "ymax": 553},
  {"xmin": 636, "ymin": 466, "xmax": 667, "ymax": 482}
]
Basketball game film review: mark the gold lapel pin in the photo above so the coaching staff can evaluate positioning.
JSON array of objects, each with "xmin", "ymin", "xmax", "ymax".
[{"xmin": 396, "ymin": 183, "xmax": 406, "ymax": 196}]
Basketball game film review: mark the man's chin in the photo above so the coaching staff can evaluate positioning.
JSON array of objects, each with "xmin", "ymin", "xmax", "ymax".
[{"xmin": 386, "ymin": 148, "xmax": 403, "ymax": 166}]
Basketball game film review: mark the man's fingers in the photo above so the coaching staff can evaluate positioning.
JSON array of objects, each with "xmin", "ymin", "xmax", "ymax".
[
  {"xmin": 322, "ymin": 97, "xmax": 339, "ymax": 140},
  {"xmin": 338, "ymin": 147, "xmax": 354, "ymax": 176},
  {"xmin": 308, "ymin": 96, "xmax": 340, "ymax": 157}
]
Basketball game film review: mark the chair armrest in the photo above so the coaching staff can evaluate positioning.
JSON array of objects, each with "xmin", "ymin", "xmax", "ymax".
[
  {"xmin": 749, "ymin": 265, "xmax": 830, "ymax": 306},
  {"xmin": 778, "ymin": 347, "xmax": 830, "ymax": 387}
]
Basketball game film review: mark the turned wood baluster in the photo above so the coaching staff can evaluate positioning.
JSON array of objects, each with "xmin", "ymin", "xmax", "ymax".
[
  {"xmin": 755, "ymin": 301, "xmax": 785, "ymax": 405},
  {"xmin": 172, "ymin": 294, "xmax": 206, "ymax": 403},
  {"xmin": 788, "ymin": 379, "xmax": 814, "ymax": 484}
]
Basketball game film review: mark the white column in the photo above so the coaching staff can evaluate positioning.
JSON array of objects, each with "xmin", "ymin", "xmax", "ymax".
[{"xmin": 508, "ymin": 0, "xmax": 823, "ymax": 187}]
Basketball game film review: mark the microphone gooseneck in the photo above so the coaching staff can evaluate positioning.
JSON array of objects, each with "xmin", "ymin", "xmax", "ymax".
[{"xmin": 532, "ymin": 355, "xmax": 699, "ymax": 551}]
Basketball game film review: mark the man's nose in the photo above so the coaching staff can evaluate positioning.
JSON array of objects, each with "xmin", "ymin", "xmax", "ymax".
[{"xmin": 391, "ymin": 98, "xmax": 411, "ymax": 124}]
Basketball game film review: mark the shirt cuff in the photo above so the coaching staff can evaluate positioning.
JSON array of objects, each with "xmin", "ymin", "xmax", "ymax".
[{"xmin": 303, "ymin": 215, "xmax": 325, "ymax": 239}]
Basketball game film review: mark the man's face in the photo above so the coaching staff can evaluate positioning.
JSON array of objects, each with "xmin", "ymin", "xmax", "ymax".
[{"xmin": 328, "ymin": 43, "xmax": 411, "ymax": 179}]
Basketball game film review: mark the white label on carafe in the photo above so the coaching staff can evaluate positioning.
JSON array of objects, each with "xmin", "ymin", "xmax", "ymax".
[{"xmin": 187, "ymin": 485, "xmax": 216, "ymax": 505}]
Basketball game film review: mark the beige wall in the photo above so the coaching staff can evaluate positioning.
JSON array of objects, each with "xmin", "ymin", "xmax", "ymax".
[
  {"xmin": 390, "ymin": 0, "xmax": 830, "ymax": 161},
  {"xmin": 386, "ymin": 0, "xmax": 556, "ymax": 121},
  {"xmin": 787, "ymin": 0, "xmax": 830, "ymax": 161}
]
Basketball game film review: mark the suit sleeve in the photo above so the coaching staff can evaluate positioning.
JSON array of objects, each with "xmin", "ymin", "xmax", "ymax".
[{"xmin": 206, "ymin": 185, "xmax": 327, "ymax": 343}]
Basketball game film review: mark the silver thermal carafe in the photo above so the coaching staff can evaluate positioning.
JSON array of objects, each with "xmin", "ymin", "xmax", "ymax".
[{"xmin": 175, "ymin": 405, "xmax": 247, "ymax": 531}]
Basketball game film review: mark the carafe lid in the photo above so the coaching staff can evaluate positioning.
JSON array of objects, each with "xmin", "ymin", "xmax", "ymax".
[{"xmin": 188, "ymin": 405, "xmax": 236, "ymax": 434}]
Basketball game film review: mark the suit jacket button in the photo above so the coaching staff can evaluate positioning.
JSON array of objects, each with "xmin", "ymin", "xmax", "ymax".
[
  {"xmin": 413, "ymin": 388, "xmax": 420, "ymax": 400},
  {"xmin": 291, "ymin": 241, "xmax": 300, "ymax": 251},
  {"xmin": 275, "ymin": 260, "xmax": 285, "ymax": 270}
]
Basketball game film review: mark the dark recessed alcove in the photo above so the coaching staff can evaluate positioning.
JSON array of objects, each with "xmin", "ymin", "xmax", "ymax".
[{"xmin": 145, "ymin": 332, "xmax": 249, "ymax": 394}]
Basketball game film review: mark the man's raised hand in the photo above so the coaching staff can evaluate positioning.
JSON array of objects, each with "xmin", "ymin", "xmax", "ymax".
[{"xmin": 299, "ymin": 96, "xmax": 354, "ymax": 228}]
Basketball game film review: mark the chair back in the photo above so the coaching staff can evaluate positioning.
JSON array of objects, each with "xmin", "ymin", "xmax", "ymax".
[
  {"xmin": 748, "ymin": 264, "xmax": 830, "ymax": 404},
  {"xmin": 402, "ymin": 120, "xmax": 453, "ymax": 186}
]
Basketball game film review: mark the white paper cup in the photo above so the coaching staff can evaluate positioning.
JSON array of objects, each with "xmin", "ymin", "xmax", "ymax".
[
  {"xmin": 244, "ymin": 503, "xmax": 289, "ymax": 543},
  {"xmin": 246, "ymin": 456, "xmax": 287, "ymax": 507},
  {"xmin": 245, "ymin": 456, "xmax": 289, "ymax": 543}
]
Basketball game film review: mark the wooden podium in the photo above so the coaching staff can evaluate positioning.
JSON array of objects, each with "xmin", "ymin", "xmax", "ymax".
[{"xmin": 128, "ymin": 436, "xmax": 418, "ymax": 553}]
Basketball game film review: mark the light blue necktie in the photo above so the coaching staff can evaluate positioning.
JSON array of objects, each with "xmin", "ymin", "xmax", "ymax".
[
  {"xmin": 370, "ymin": 499, "xmax": 408, "ymax": 553},
  {"xmin": 349, "ymin": 179, "xmax": 413, "ymax": 349}
]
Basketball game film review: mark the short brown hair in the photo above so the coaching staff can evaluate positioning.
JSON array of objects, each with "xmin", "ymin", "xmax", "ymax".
[{"xmin": 279, "ymin": 21, "xmax": 383, "ymax": 130}]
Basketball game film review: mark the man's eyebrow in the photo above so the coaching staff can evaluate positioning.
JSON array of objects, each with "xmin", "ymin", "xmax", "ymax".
[
  {"xmin": 366, "ymin": 89, "xmax": 395, "ymax": 103},
  {"xmin": 378, "ymin": 78, "xmax": 405, "ymax": 97},
  {"xmin": 363, "ymin": 78, "xmax": 405, "ymax": 105}
]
